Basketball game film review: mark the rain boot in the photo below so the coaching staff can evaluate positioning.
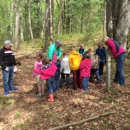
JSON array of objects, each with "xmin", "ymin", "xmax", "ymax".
[{"xmin": 48, "ymin": 94, "xmax": 54, "ymax": 102}]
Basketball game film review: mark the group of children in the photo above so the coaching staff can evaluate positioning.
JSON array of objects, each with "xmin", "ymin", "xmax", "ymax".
[{"xmin": 32, "ymin": 43, "xmax": 106, "ymax": 102}]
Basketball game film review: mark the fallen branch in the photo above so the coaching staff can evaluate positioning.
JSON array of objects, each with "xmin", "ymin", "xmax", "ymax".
[{"xmin": 48, "ymin": 111, "xmax": 116, "ymax": 130}]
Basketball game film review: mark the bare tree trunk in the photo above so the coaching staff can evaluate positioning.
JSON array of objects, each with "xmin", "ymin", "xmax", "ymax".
[
  {"xmin": 112, "ymin": 0, "xmax": 130, "ymax": 50},
  {"xmin": 13, "ymin": 0, "xmax": 20, "ymax": 51},
  {"xmin": 44, "ymin": 0, "xmax": 50, "ymax": 51},
  {"xmin": 106, "ymin": 0, "xmax": 130, "ymax": 50},
  {"xmin": 57, "ymin": 0, "xmax": 64, "ymax": 34},
  {"xmin": 19, "ymin": 1, "xmax": 24, "ymax": 42},
  {"xmin": 28, "ymin": 0, "xmax": 34, "ymax": 44},
  {"xmin": 49, "ymin": 0, "xmax": 54, "ymax": 43}
]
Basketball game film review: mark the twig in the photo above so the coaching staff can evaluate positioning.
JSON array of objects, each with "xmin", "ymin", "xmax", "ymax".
[{"xmin": 48, "ymin": 111, "xmax": 116, "ymax": 130}]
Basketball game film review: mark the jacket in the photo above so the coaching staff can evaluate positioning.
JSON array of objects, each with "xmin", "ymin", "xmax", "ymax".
[
  {"xmin": 54, "ymin": 59, "xmax": 61, "ymax": 80},
  {"xmin": 91, "ymin": 54, "xmax": 99, "ymax": 69},
  {"xmin": 79, "ymin": 59, "xmax": 92, "ymax": 77},
  {"xmin": 47, "ymin": 42, "xmax": 62, "ymax": 60},
  {"xmin": 34, "ymin": 62, "xmax": 57, "ymax": 80},
  {"xmin": 106, "ymin": 39, "xmax": 126, "ymax": 58},
  {"xmin": 0, "ymin": 47, "xmax": 16, "ymax": 70},
  {"xmin": 96, "ymin": 48, "xmax": 106, "ymax": 62},
  {"xmin": 60, "ymin": 55, "xmax": 71, "ymax": 74},
  {"xmin": 69, "ymin": 51, "xmax": 82, "ymax": 70},
  {"xmin": 32, "ymin": 60, "xmax": 42, "ymax": 77}
]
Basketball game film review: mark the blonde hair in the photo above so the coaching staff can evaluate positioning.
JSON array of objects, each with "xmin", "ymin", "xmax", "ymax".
[
  {"xmin": 79, "ymin": 44, "xmax": 84, "ymax": 48},
  {"xmin": 102, "ymin": 36, "xmax": 110, "ymax": 43}
]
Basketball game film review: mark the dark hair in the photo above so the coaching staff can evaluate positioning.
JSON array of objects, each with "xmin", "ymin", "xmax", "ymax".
[
  {"xmin": 82, "ymin": 52, "xmax": 91, "ymax": 60},
  {"xmin": 42, "ymin": 56, "xmax": 50, "ymax": 65},
  {"xmin": 36, "ymin": 52, "xmax": 43, "ymax": 61}
]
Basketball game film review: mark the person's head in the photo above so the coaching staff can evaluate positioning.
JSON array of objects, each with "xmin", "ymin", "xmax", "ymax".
[
  {"xmin": 87, "ymin": 48, "xmax": 93, "ymax": 55},
  {"xmin": 70, "ymin": 46, "xmax": 76, "ymax": 51},
  {"xmin": 98, "ymin": 43, "xmax": 102, "ymax": 49},
  {"xmin": 4, "ymin": 40, "xmax": 13, "ymax": 49},
  {"xmin": 79, "ymin": 44, "xmax": 84, "ymax": 49},
  {"xmin": 63, "ymin": 51, "xmax": 68, "ymax": 57},
  {"xmin": 102, "ymin": 36, "xmax": 110, "ymax": 44},
  {"xmin": 56, "ymin": 39, "xmax": 62, "ymax": 49},
  {"xmin": 42, "ymin": 56, "xmax": 50, "ymax": 65},
  {"xmin": 82, "ymin": 52, "xmax": 91, "ymax": 60},
  {"xmin": 36, "ymin": 51, "xmax": 43, "ymax": 62}
]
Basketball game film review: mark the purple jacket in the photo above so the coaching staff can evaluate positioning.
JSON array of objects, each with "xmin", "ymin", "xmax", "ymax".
[
  {"xmin": 106, "ymin": 39, "xmax": 126, "ymax": 58},
  {"xmin": 79, "ymin": 59, "xmax": 92, "ymax": 78}
]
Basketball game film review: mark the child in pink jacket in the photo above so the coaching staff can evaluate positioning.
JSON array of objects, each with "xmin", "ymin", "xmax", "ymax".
[
  {"xmin": 32, "ymin": 52, "xmax": 44, "ymax": 98},
  {"xmin": 33, "ymin": 52, "xmax": 57, "ymax": 102},
  {"xmin": 79, "ymin": 52, "xmax": 92, "ymax": 92}
]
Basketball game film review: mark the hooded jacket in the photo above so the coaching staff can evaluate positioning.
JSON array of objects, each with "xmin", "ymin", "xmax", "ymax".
[
  {"xmin": 47, "ymin": 42, "xmax": 62, "ymax": 60},
  {"xmin": 69, "ymin": 51, "xmax": 82, "ymax": 70},
  {"xmin": 79, "ymin": 59, "xmax": 92, "ymax": 77},
  {"xmin": 106, "ymin": 39, "xmax": 126, "ymax": 58}
]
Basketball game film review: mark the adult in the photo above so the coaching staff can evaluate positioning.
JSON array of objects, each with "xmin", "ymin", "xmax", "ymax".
[
  {"xmin": 0, "ymin": 40, "xmax": 18, "ymax": 96},
  {"xmin": 96, "ymin": 43, "xmax": 106, "ymax": 76},
  {"xmin": 102, "ymin": 37, "xmax": 126, "ymax": 86},
  {"xmin": 47, "ymin": 39, "xmax": 62, "ymax": 61}
]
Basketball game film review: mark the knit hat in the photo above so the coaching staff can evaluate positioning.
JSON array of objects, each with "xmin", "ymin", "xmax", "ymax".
[{"xmin": 4, "ymin": 40, "xmax": 13, "ymax": 46}]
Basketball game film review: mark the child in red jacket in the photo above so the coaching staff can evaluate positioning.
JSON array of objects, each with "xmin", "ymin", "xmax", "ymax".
[{"xmin": 79, "ymin": 52, "xmax": 92, "ymax": 92}]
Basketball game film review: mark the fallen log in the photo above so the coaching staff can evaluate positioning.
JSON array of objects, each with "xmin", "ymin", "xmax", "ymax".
[{"xmin": 48, "ymin": 111, "xmax": 116, "ymax": 130}]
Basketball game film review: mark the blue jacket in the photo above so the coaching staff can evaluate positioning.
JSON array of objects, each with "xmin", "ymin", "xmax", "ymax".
[
  {"xmin": 54, "ymin": 60, "xmax": 61, "ymax": 80},
  {"xmin": 96, "ymin": 48, "xmax": 106, "ymax": 62}
]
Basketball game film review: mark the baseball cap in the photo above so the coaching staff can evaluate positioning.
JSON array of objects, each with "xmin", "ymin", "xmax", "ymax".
[{"xmin": 4, "ymin": 40, "xmax": 13, "ymax": 46}]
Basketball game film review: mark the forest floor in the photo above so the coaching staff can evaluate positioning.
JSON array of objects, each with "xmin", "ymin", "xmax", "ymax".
[{"xmin": 0, "ymin": 50, "xmax": 130, "ymax": 130}]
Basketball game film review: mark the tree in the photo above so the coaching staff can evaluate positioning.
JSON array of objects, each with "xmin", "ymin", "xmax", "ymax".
[{"xmin": 106, "ymin": 0, "xmax": 130, "ymax": 50}]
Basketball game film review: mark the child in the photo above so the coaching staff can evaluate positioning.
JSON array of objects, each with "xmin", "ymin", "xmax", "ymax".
[
  {"xmin": 34, "ymin": 52, "xmax": 57, "ymax": 102},
  {"xmin": 79, "ymin": 52, "xmax": 92, "ymax": 92},
  {"xmin": 69, "ymin": 47, "xmax": 82, "ymax": 90},
  {"xmin": 96, "ymin": 43, "xmax": 106, "ymax": 76},
  {"xmin": 79, "ymin": 44, "xmax": 85, "ymax": 55},
  {"xmin": 60, "ymin": 52, "xmax": 71, "ymax": 89},
  {"xmin": 32, "ymin": 51, "xmax": 44, "ymax": 98},
  {"xmin": 54, "ymin": 59, "xmax": 61, "ymax": 92},
  {"xmin": 88, "ymin": 49, "xmax": 101, "ymax": 86}
]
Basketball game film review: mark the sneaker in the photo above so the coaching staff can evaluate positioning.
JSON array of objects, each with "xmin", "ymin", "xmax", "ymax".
[
  {"xmin": 10, "ymin": 88, "xmax": 19, "ymax": 92},
  {"xmin": 37, "ymin": 94, "xmax": 42, "ymax": 98},
  {"xmin": 4, "ymin": 92, "xmax": 9, "ymax": 96},
  {"xmin": 81, "ymin": 89, "xmax": 85, "ymax": 92}
]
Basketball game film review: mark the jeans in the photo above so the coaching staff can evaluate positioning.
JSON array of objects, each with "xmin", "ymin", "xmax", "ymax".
[
  {"xmin": 46, "ymin": 76, "xmax": 56, "ymax": 94},
  {"xmin": 54, "ymin": 79, "xmax": 59, "ymax": 92},
  {"xmin": 2, "ymin": 66, "xmax": 14, "ymax": 93},
  {"xmin": 60, "ymin": 73, "xmax": 70, "ymax": 88},
  {"xmin": 90, "ymin": 69, "xmax": 101, "ymax": 83},
  {"xmin": 82, "ymin": 77, "xmax": 89, "ymax": 91},
  {"xmin": 114, "ymin": 52, "xmax": 126, "ymax": 85},
  {"xmin": 99, "ymin": 62, "xmax": 104, "ymax": 76}
]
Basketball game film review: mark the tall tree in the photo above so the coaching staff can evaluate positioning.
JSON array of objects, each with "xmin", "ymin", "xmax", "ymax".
[
  {"xmin": 106, "ymin": 0, "xmax": 130, "ymax": 50},
  {"xmin": 28, "ymin": 0, "xmax": 34, "ymax": 43},
  {"xmin": 13, "ymin": 0, "xmax": 20, "ymax": 51}
]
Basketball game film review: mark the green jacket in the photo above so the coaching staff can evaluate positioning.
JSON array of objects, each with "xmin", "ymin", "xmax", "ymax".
[{"xmin": 47, "ymin": 42, "xmax": 62, "ymax": 60}]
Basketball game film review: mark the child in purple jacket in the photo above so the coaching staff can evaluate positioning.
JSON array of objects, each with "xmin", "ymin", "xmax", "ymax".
[{"xmin": 79, "ymin": 52, "xmax": 92, "ymax": 92}]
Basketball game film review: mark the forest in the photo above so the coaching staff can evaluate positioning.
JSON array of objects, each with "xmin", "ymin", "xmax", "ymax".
[{"xmin": 0, "ymin": 0, "xmax": 130, "ymax": 130}]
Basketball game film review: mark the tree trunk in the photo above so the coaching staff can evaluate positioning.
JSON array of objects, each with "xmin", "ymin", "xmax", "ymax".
[
  {"xmin": 28, "ymin": 0, "xmax": 34, "ymax": 44},
  {"xmin": 44, "ymin": 0, "xmax": 50, "ymax": 52},
  {"xmin": 112, "ymin": 0, "xmax": 130, "ymax": 50},
  {"xmin": 106, "ymin": 0, "xmax": 130, "ymax": 50},
  {"xmin": 57, "ymin": 0, "xmax": 64, "ymax": 34},
  {"xmin": 13, "ymin": 0, "xmax": 20, "ymax": 51},
  {"xmin": 49, "ymin": 0, "xmax": 54, "ymax": 43}
]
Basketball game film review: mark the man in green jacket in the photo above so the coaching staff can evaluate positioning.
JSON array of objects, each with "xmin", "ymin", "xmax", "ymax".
[{"xmin": 47, "ymin": 39, "xmax": 62, "ymax": 60}]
